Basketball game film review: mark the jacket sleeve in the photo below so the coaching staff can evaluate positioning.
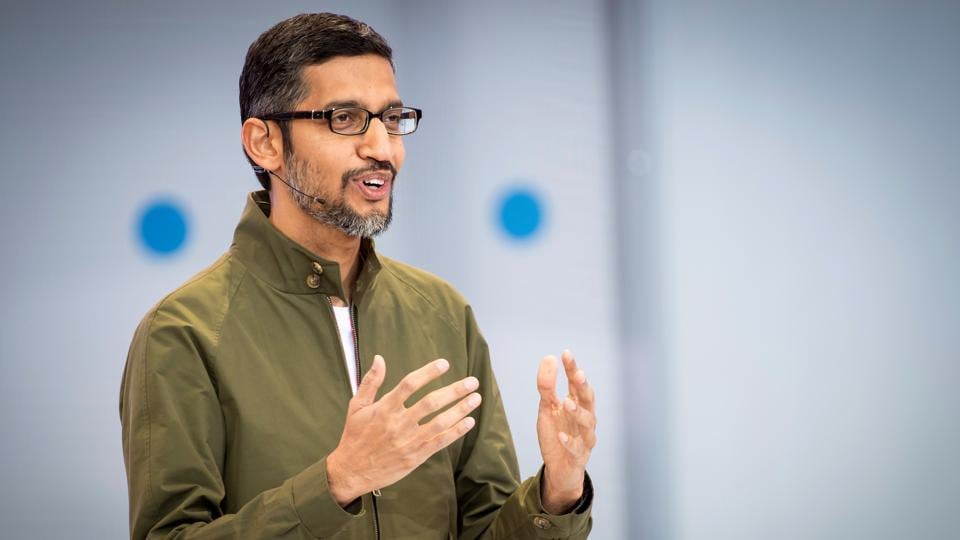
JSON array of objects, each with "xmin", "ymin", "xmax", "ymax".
[
  {"xmin": 455, "ymin": 306, "xmax": 593, "ymax": 540},
  {"xmin": 119, "ymin": 308, "xmax": 364, "ymax": 540}
]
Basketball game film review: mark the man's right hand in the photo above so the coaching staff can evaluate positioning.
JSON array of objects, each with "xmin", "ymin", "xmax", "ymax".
[{"xmin": 325, "ymin": 354, "xmax": 481, "ymax": 506}]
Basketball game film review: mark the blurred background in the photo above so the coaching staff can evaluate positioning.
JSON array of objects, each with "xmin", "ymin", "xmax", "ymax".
[{"xmin": 1, "ymin": 0, "xmax": 958, "ymax": 538}]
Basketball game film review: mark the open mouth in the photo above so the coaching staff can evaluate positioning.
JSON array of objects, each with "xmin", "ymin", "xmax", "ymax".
[{"xmin": 353, "ymin": 174, "xmax": 392, "ymax": 201}]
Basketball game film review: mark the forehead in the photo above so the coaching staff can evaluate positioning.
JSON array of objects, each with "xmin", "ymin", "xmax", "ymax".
[{"xmin": 298, "ymin": 54, "xmax": 399, "ymax": 109}]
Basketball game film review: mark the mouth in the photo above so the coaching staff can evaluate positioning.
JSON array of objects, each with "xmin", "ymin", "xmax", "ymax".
[{"xmin": 351, "ymin": 171, "xmax": 393, "ymax": 201}]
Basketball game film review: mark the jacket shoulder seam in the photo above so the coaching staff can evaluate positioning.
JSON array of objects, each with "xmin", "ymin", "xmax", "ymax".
[
  {"xmin": 380, "ymin": 262, "xmax": 466, "ymax": 340},
  {"xmin": 152, "ymin": 253, "xmax": 232, "ymax": 310},
  {"xmin": 210, "ymin": 260, "xmax": 248, "ymax": 375}
]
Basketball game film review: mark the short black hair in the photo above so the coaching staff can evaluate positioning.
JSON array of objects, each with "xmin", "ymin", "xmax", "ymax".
[{"xmin": 239, "ymin": 13, "xmax": 394, "ymax": 190}]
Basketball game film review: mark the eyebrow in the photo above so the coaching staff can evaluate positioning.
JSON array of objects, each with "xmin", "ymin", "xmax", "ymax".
[{"xmin": 321, "ymin": 99, "xmax": 405, "ymax": 110}]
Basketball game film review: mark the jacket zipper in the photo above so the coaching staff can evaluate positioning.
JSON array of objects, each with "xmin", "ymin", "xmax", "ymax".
[
  {"xmin": 328, "ymin": 296, "xmax": 381, "ymax": 540},
  {"xmin": 350, "ymin": 302, "xmax": 382, "ymax": 540}
]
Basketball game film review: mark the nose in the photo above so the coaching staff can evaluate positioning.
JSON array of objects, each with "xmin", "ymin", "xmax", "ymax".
[{"xmin": 356, "ymin": 118, "xmax": 396, "ymax": 164}]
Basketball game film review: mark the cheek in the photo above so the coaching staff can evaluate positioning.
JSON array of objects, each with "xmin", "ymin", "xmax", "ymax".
[
  {"xmin": 295, "ymin": 126, "xmax": 354, "ymax": 166},
  {"xmin": 309, "ymin": 146, "xmax": 351, "ymax": 177}
]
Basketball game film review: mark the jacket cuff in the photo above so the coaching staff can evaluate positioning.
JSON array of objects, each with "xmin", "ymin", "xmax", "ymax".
[
  {"xmin": 502, "ymin": 467, "xmax": 593, "ymax": 538},
  {"xmin": 290, "ymin": 456, "xmax": 365, "ymax": 538}
]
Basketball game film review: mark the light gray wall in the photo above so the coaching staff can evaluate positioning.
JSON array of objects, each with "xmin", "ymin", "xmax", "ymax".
[{"xmin": 615, "ymin": 0, "xmax": 960, "ymax": 538}]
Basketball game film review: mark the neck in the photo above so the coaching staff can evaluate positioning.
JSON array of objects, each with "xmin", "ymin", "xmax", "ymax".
[{"xmin": 269, "ymin": 189, "xmax": 362, "ymax": 304}]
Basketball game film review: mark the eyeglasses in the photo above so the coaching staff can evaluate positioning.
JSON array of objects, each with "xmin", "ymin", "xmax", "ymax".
[{"xmin": 260, "ymin": 106, "xmax": 422, "ymax": 136}]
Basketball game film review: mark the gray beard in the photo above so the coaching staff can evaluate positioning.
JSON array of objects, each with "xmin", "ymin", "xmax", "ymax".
[{"xmin": 285, "ymin": 156, "xmax": 393, "ymax": 238}]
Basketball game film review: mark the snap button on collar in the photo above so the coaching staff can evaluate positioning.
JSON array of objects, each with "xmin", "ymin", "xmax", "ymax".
[
  {"xmin": 306, "ymin": 273, "xmax": 321, "ymax": 289},
  {"xmin": 312, "ymin": 261, "xmax": 324, "ymax": 274},
  {"xmin": 533, "ymin": 516, "xmax": 552, "ymax": 529}
]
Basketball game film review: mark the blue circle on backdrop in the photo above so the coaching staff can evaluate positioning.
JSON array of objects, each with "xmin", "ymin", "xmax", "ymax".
[
  {"xmin": 498, "ymin": 187, "xmax": 544, "ymax": 240},
  {"xmin": 138, "ymin": 199, "xmax": 188, "ymax": 255}
]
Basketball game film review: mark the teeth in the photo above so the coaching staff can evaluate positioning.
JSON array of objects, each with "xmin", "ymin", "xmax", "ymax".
[{"xmin": 363, "ymin": 179, "xmax": 385, "ymax": 187}]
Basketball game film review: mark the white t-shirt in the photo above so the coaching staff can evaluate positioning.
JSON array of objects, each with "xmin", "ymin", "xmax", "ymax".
[{"xmin": 331, "ymin": 305, "xmax": 358, "ymax": 395}]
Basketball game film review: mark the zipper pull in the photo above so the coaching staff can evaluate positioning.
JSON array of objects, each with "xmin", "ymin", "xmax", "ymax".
[{"xmin": 372, "ymin": 488, "xmax": 382, "ymax": 497}]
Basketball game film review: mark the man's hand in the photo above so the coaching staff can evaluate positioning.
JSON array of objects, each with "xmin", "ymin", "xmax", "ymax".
[
  {"xmin": 326, "ymin": 355, "xmax": 481, "ymax": 506},
  {"xmin": 536, "ymin": 350, "xmax": 597, "ymax": 514}
]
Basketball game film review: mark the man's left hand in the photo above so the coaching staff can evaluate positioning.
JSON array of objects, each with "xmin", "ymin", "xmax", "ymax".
[{"xmin": 536, "ymin": 350, "xmax": 597, "ymax": 515}]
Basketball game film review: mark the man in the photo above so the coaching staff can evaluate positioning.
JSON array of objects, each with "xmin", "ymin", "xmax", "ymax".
[{"xmin": 120, "ymin": 12, "xmax": 596, "ymax": 539}]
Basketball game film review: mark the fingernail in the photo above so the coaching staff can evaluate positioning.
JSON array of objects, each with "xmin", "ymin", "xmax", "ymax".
[
  {"xmin": 435, "ymin": 359, "xmax": 449, "ymax": 372},
  {"xmin": 559, "ymin": 432, "xmax": 569, "ymax": 443},
  {"xmin": 463, "ymin": 377, "xmax": 479, "ymax": 390},
  {"xmin": 565, "ymin": 398, "xmax": 577, "ymax": 411},
  {"xmin": 463, "ymin": 417, "xmax": 476, "ymax": 430},
  {"xmin": 467, "ymin": 393, "xmax": 481, "ymax": 407}
]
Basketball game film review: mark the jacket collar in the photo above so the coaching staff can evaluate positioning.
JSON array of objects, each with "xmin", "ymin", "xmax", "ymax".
[{"xmin": 230, "ymin": 191, "xmax": 382, "ymax": 298}]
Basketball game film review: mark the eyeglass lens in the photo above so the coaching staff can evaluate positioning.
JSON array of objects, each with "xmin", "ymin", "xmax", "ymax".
[{"xmin": 329, "ymin": 107, "xmax": 418, "ymax": 135}]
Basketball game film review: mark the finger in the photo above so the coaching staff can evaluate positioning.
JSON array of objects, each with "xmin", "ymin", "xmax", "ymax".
[
  {"xmin": 558, "ymin": 431, "xmax": 586, "ymax": 456},
  {"xmin": 537, "ymin": 355, "xmax": 559, "ymax": 405},
  {"xmin": 407, "ymin": 376, "xmax": 480, "ymax": 422},
  {"xmin": 421, "ymin": 415, "xmax": 477, "ymax": 458},
  {"xmin": 419, "ymin": 392, "xmax": 482, "ymax": 439},
  {"xmin": 583, "ymin": 428, "xmax": 597, "ymax": 451},
  {"xmin": 564, "ymin": 429, "xmax": 597, "ymax": 460},
  {"xmin": 559, "ymin": 349, "xmax": 594, "ymax": 410},
  {"xmin": 351, "ymin": 354, "xmax": 386, "ymax": 412},
  {"xmin": 386, "ymin": 358, "xmax": 450, "ymax": 405},
  {"xmin": 572, "ymin": 371, "xmax": 595, "ymax": 411},
  {"xmin": 561, "ymin": 349, "xmax": 579, "ymax": 397},
  {"xmin": 562, "ymin": 397, "xmax": 597, "ymax": 431},
  {"xmin": 561, "ymin": 350, "xmax": 592, "ymax": 406}
]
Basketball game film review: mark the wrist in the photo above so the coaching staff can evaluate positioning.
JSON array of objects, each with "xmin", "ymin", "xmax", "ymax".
[
  {"xmin": 541, "ymin": 469, "xmax": 584, "ymax": 515},
  {"xmin": 326, "ymin": 449, "xmax": 360, "ymax": 507}
]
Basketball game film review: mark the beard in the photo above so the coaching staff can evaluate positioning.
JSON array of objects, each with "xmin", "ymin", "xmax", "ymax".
[{"xmin": 284, "ymin": 154, "xmax": 394, "ymax": 238}]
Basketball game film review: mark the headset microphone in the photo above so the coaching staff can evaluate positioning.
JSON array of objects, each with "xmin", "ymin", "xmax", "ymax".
[{"xmin": 252, "ymin": 166, "xmax": 327, "ymax": 205}]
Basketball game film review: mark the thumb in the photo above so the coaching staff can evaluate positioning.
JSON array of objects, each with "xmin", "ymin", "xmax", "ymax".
[
  {"xmin": 537, "ymin": 355, "xmax": 559, "ymax": 405},
  {"xmin": 351, "ymin": 354, "xmax": 386, "ymax": 412}
]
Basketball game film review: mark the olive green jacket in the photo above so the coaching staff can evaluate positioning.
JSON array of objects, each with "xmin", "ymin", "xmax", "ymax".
[{"xmin": 120, "ymin": 191, "xmax": 593, "ymax": 539}]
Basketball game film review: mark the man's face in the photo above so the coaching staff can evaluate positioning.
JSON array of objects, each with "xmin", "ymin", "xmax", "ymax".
[{"xmin": 283, "ymin": 54, "xmax": 405, "ymax": 237}]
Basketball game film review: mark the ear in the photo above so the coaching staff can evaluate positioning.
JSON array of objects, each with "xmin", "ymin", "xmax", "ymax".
[{"xmin": 241, "ymin": 118, "xmax": 284, "ymax": 172}]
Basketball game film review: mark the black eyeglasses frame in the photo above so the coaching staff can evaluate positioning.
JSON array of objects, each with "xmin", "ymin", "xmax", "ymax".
[{"xmin": 259, "ymin": 106, "xmax": 423, "ymax": 136}]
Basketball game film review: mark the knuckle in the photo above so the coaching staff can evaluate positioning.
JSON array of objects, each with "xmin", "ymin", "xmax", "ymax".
[
  {"xmin": 438, "ymin": 431, "xmax": 456, "ymax": 449},
  {"xmin": 419, "ymin": 421, "xmax": 439, "ymax": 438},
  {"xmin": 434, "ymin": 420, "xmax": 452, "ymax": 439},
  {"xmin": 399, "ymin": 378, "xmax": 416, "ymax": 394},
  {"xmin": 421, "ymin": 395, "xmax": 439, "ymax": 412}
]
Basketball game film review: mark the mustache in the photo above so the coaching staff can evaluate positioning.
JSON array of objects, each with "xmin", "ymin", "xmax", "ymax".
[{"xmin": 341, "ymin": 160, "xmax": 397, "ymax": 187}]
